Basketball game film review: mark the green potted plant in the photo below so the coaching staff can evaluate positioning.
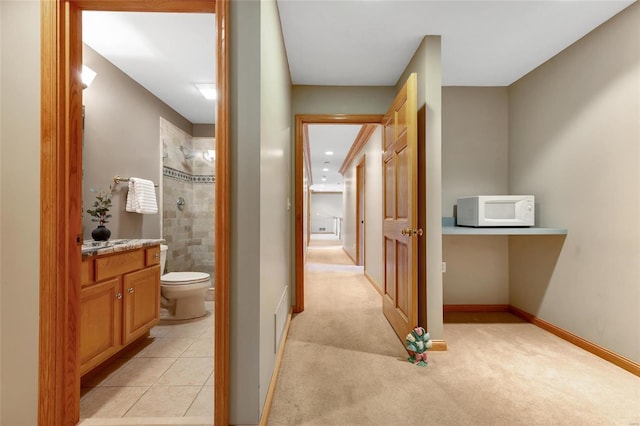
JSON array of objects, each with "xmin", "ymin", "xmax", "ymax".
[{"xmin": 86, "ymin": 185, "xmax": 113, "ymax": 241}]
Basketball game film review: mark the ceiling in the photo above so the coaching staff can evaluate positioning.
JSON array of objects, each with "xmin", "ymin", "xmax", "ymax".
[
  {"xmin": 278, "ymin": 0, "xmax": 634, "ymax": 86},
  {"xmin": 81, "ymin": 2, "xmax": 635, "ymax": 191},
  {"xmin": 283, "ymin": 0, "xmax": 634, "ymax": 191},
  {"xmin": 308, "ymin": 125, "xmax": 363, "ymax": 192},
  {"xmin": 82, "ymin": 11, "xmax": 216, "ymax": 124}
]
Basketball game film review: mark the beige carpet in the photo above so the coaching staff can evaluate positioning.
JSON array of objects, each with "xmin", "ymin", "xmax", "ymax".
[
  {"xmin": 306, "ymin": 237, "xmax": 357, "ymax": 266},
  {"xmin": 268, "ymin": 243, "xmax": 640, "ymax": 425}
]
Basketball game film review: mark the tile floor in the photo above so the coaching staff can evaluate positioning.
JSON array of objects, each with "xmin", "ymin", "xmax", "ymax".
[{"xmin": 78, "ymin": 302, "xmax": 214, "ymax": 425}]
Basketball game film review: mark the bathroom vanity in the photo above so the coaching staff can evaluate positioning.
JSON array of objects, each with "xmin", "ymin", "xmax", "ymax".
[{"xmin": 80, "ymin": 239, "xmax": 163, "ymax": 376}]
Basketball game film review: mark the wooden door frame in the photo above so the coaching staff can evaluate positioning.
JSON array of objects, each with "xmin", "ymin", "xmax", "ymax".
[
  {"xmin": 294, "ymin": 115, "xmax": 382, "ymax": 313},
  {"xmin": 38, "ymin": 1, "xmax": 229, "ymax": 424},
  {"xmin": 355, "ymin": 158, "xmax": 366, "ymax": 266}
]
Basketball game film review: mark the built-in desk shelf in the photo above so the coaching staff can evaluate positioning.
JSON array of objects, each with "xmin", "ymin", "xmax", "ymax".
[{"xmin": 442, "ymin": 217, "xmax": 568, "ymax": 236}]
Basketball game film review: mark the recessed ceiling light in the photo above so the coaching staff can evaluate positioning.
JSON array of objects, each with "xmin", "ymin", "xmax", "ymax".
[
  {"xmin": 195, "ymin": 83, "xmax": 217, "ymax": 100},
  {"xmin": 322, "ymin": 168, "xmax": 329, "ymax": 172},
  {"xmin": 81, "ymin": 65, "xmax": 97, "ymax": 88},
  {"xmin": 325, "ymin": 151, "xmax": 334, "ymax": 155}
]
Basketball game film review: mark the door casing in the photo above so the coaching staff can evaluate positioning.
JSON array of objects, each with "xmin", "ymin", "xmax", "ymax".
[
  {"xmin": 356, "ymin": 158, "xmax": 366, "ymax": 266},
  {"xmin": 38, "ymin": 1, "xmax": 229, "ymax": 424}
]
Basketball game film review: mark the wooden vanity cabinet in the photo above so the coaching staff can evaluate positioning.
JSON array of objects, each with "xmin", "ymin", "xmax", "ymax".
[
  {"xmin": 123, "ymin": 265, "xmax": 161, "ymax": 344},
  {"xmin": 80, "ymin": 245, "xmax": 161, "ymax": 376},
  {"xmin": 79, "ymin": 277, "xmax": 122, "ymax": 373}
]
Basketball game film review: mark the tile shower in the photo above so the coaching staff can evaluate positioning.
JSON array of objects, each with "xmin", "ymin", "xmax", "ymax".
[{"xmin": 160, "ymin": 118, "xmax": 215, "ymax": 293}]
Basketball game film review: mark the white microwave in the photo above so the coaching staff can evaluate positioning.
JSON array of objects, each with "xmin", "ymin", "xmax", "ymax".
[{"xmin": 456, "ymin": 195, "xmax": 535, "ymax": 227}]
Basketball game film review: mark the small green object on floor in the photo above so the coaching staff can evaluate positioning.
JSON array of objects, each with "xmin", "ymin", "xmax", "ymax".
[{"xmin": 406, "ymin": 326, "xmax": 432, "ymax": 367}]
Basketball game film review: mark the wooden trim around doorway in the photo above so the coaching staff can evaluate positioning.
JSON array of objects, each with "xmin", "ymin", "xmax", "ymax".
[
  {"xmin": 303, "ymin": 125, "xmax": 313, "ymax": 187},
  {"xmin": 39, "ymin": 1, "xmax": 226, "ymax": 425},
  {"xmin": 339, "ymin": 124, "xmax": 377, "ymax": 174},
  {"xmin": 70, "ymin": 0, "xmax": 215, "ymax": 12},
  {"xmin": 39, "ymin": 2, "xmax": 83, "ymax": 422},
  {"xmin": 294, "ymin": 115, "xmax": 383, "ymax": 313},
  {"xmin": 214, "ymin": 0, "xmax": 230, "ymax": 424}
]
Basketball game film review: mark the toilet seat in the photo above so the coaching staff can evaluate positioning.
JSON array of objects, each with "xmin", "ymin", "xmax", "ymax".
[{"xmin": 161, "ymin": 271, "xmax": 210, "ymax": 285}]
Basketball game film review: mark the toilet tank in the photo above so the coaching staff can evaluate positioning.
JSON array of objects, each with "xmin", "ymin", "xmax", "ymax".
[{"xmin": 160, "ymin": 244, "xmax": 168, "ymax": 274}]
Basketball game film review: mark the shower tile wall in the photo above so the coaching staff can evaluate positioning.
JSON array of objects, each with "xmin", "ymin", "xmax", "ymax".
[{"xmin": 160, "ymin": 118, "xmax": 215, "ymax": 280}]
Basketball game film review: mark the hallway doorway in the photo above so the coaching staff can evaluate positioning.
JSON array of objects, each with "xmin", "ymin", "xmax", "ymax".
[
  {"xmin": 38, "ymin": 1, "xmax": 229, "ymax": 425},
  {"xmin": 294, "ymin": 115, "xmax": 383, "ymax": 313}
]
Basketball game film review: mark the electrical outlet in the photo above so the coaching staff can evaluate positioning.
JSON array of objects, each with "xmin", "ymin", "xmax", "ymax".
[{"xmin": 442, "ymin": 262, "xmax": 447, "ymax": 273}]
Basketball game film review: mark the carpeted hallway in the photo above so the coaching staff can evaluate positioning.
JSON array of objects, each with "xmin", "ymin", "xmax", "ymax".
[{"xmin": 267, "ymin": 236, "xmax": 640, "ymax": 425}]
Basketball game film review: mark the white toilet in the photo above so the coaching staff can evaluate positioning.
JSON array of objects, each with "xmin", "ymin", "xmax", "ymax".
[{"xmin": 159, "ymin": 244, "xmax": 210, "ymax": 320}]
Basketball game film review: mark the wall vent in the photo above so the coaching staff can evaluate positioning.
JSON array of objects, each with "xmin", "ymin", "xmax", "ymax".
[{"xmin": 274, "ymin": 286, "xmax": 289, "ymax": 353}]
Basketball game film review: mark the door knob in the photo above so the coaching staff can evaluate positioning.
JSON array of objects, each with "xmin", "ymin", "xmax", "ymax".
[{"xmin": 401, "ymin": 228, "xmax": 423, "ymax": 237}]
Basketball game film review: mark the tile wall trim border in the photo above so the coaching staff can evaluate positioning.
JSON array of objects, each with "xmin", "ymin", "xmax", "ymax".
[{"xmin": 163, "ymin": 165, "xmax": 215, "ymax": 184}]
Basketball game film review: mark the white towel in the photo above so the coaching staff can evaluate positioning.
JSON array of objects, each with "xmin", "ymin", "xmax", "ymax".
[{"xmin": 125, "ymin": 178, "xmax": 158, "ymax": 214}]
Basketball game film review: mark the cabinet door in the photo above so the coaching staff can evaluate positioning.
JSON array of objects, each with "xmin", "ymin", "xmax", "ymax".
[
  {"xmin": 80, "ymin": 278, "xmax": 123, "ymax": 375},
  {"xmin": 123, "ymin": 265, "xmax": 161, "ymax": 344}
]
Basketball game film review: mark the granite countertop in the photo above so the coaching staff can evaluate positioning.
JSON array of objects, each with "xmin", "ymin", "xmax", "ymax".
[{"xmin": 82, "ymin": 238, "xmax": 164, "ymax": 257}]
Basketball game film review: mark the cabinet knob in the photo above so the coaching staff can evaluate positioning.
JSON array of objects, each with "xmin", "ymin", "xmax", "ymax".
[
  {"xmin": 154, "ymin": 253, "xmax": 160, "ymax": 259},
  {"xmin": 128, "ymin": 288, "xmax": 134, "ymax": 294},
  {"xmin": 116, "ymin": 293, "xmax": 122, "ymax": 299}
]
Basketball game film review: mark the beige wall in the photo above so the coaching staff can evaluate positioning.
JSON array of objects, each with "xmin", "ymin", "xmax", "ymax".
[
  {"xmin": 259, "ymin": 0, "xmax": 292, "ymax": 415},
  {"xmin": 441, "ymin": 87, "xmax": 510, "ymax": 304},
  {"xmin": 303, "ymin": 157, "xmax": 310, "ymax": 263},
  {"xmin": 508, "ymin": 3, "xmax": 640, "ymax": 362},
  {"xmin": 0, "ymin": 1, "xmax": 40, "ymax": 424},
  {"xmin": 343, "ymin": 169, "xmax": 357, "ymax": 258},
  {"xmin": 83, "ymin": 44, "xmax": 193, "ymax": 241},
  {"xmin": 229, "ymin": 0, "xmax": 293, "ymax": 422},
  {"xmin": 442, "ymin": 87, "xmax": 509, "ymax": 216},
  {"xmin": 362, "ymin": 129, "xmax": 384, "ymax": 286},
  {"xmin": 396, "ymin": 36, "xmax": 444, "ymax": 339},
  {"xmin": 292, "ymin": 86, "xmax": 396, "ymax": 115},
  {"xmin": 310, "ymin": 192, "xmax": 342, "ymax": 234},
  {"xmin": 443, "ymin": 236, "xmax": 509, "ymax": 304},
  {"xmin": 342, "ymin": 127, "xmax": 384, "ymax": 289},
  {"xmin": 230, "ymin": 0, "xmax": 261, "ymax": 422},
  {"xmin": 192, "ymin": 123, "xmax": 215, "ymax": 137}
]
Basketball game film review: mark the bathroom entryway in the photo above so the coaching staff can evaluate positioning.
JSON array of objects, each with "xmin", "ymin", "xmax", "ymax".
[
  {"xmin": 38, "ymin": 1, "xmax": 229, "ymax": 424},
  {"xmin": 79, "ymin": 10, "xmax": 217, "ymax": 423}
]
